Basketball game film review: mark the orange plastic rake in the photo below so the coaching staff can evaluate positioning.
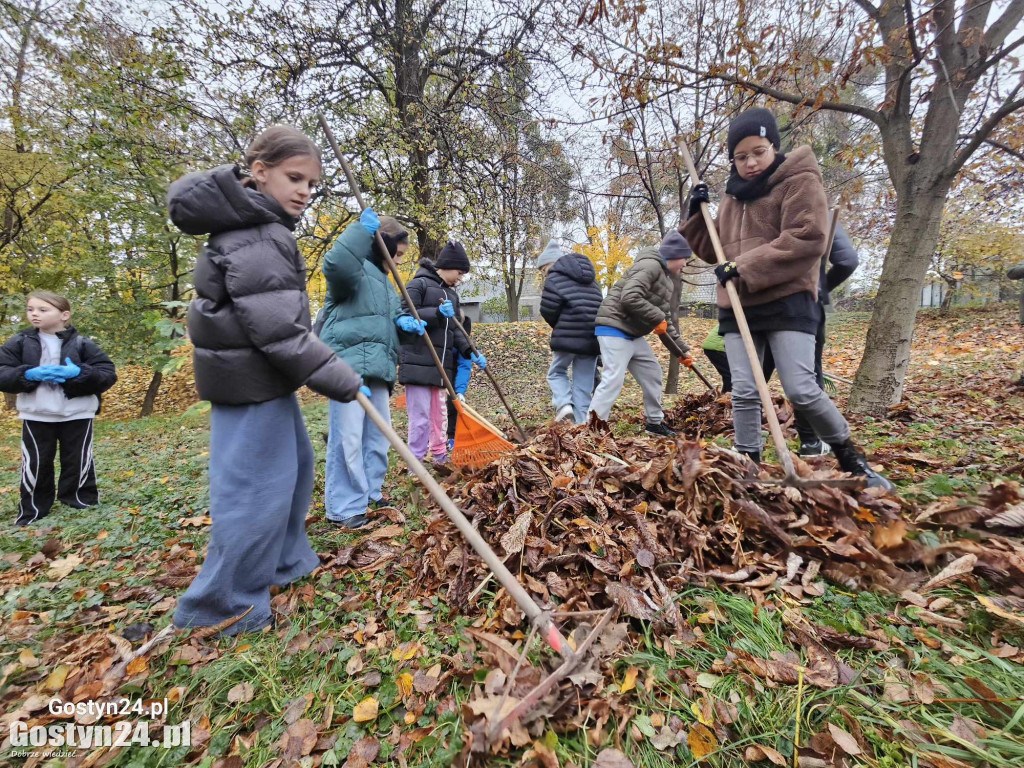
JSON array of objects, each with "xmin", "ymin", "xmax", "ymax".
[{"xmin": 316, "ymin": 114, "xmax": 516, "ymax": 470}]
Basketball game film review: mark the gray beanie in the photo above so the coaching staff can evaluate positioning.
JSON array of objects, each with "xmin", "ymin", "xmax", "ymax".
[
  {"xmin": 536, "ymin": 238, "xmax": 563, "ymax": 268},
  {"xmin": 659, "ymin": 230, "xmax": 692, "ymax": 261}
]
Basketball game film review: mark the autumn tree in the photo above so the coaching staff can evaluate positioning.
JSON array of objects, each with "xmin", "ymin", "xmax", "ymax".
[
  {"xmin": 579, "ymin": 218, "xmax": 635, "ymax": 291},
  {"xmin": 166, "ymin": 0, "xmax": 545, "ymax": 263},
  {"xmin": 575, "ymin": 0, "xmax": 1024, "ymax": 413},
  {"xmin": 930, "ymin": 190, "xmax": 1024, "ymax": 312}
]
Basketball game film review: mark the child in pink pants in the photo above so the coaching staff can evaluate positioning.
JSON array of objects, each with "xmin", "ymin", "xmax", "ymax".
[
  {"xmin": 405, "ymin": 385, "xmax": 448, "ymax": 460},
  {"xmin": 397, "ymin": 241, "xmax": 484, "ymax": 463}
]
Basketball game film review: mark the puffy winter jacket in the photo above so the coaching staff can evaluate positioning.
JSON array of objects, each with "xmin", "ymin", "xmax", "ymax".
[
  {"xmin": 0, "ymin": 326, "xmax": 117, "ymax": 404},
  {"xmin": 398, "ymin": 261, "xmax": 471, "ymax": 388},
  {"xmin": 540, "ymin": 253, "xmax": 603, "ymax": 356},
  {"xmin": 594, "ymin": 249, "xmax": 689, "ymax": 352},
  {"xmin": 319, "ymin": 222, "xmax": 416, "ymax": 389},
  {"xmin": 167, "ymin": 164, "xmax": 361, "ymax": 405},
  {"xmin": 680, "ymin": 146, "xmax": 828, "ymax": 308}
]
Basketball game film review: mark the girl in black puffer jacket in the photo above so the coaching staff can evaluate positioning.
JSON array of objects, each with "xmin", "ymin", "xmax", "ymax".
[
  {"xmin": 537, "ymin": 240, "xmax": 604, "ymax": 424},
  {"xmin": 166, "ymin": 125, "xmax": 363, "ymax": 636}
]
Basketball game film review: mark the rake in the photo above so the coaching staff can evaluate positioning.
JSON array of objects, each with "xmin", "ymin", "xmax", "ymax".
[
  {"xmin": 675, "ymin": 138, "xmax": 863, "ymax": 490},
  {"xmin": 657, "ymin": 333, "xmax": 717, "ymax": 392},
  {"xmin": 316, "ymin": 114, "xmax": 514, "ymax": 468},
  {"xmin": 448, "ymin": 312, "xmax": 528, "ymax": 442}
]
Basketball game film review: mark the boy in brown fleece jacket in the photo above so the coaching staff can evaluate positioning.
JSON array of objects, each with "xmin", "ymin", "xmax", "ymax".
[{"xmin": 681, "ymin": 108, "xmax": 892, "ymax": 490}]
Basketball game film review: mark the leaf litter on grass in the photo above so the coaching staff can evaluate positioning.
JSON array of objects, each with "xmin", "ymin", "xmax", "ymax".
[
  {"xmin": 1, "ymin": 306, "xmax": 1022, "ymax": 767},
  {"xmin": 396, "ymin": 412, "xmax": 1024, "ymax": 764}
]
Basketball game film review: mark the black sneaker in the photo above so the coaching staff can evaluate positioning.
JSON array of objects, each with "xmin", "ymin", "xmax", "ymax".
[
  {"xmin": 645, "ymin": 422, "xmax": 677, "ymax": 438},
  {"xmin": 740, "ymin": 449, "xmax": 761, "ymax": 465},
  {"xmin": 832, "ymin": 441, "xmax": 894, "ymax": 491},
  {"xmin": 798, "ymin": 440, "xmax": 831, "ymax": 457}
]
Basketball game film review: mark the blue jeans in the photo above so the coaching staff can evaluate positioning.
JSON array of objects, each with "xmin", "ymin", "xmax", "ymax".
[
  {"xmin": 325, "ymin": 383, "xmax": 391, "ymax": 521},
  {"xmin": 546, "ymin": 351, "xmax": 598, "ymax": 424},
  {"xmin": 174, "ymin": 393, "xmax": 319, "ymax": 636}
]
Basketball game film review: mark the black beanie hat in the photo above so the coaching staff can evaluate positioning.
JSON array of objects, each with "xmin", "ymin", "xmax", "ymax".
[
  {"xmin": 727, "ymin": 108, "xmax": 781, "ymax": 159},
  {"xmin": 436, "ymin": 240, "xmax": 471, "ymax": 272}
]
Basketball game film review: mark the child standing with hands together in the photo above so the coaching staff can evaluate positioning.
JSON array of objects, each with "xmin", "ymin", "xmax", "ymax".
[
  {"xmin": 0, "ymin": 291, "xmax": 117, "ymax": 525},
  {"xmin": 166, "ymin": 125, "xmax": 364, "ymax": 635}
]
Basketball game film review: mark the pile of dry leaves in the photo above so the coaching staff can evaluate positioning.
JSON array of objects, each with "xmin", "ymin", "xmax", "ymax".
[
  {"xmin": 405, "ymin": 416, "xmax": 1024, "ymax": 627},
  {"xmin": 380, "ymin": 416, "xmax": 1023, "ymax": 763}
]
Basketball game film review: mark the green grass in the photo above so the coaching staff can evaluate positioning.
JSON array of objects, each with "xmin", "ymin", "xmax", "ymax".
[{"xmin": 2, "ymin": 306, "xmax": 1023, "ymax": 767}]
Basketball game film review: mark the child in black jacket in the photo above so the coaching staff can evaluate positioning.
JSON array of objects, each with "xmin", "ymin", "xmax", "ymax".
[{"xmin": 0, "ymin": 291, "xmax": 117, "ymax": 525}]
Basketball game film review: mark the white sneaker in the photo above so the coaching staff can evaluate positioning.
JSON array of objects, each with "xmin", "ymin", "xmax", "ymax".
[{"xmin": 554, "ymin": 404, "xmax": 574, "ymax": 422}]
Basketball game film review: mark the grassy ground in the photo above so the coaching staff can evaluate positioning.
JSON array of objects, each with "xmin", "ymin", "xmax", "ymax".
[{"xmin": 1, "ymin": 305, "xmax": 1022, "ymax": 768}]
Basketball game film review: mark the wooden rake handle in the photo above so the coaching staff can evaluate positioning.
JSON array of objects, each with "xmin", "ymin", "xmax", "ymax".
[
  {"xmin": 675, "ymin": 137, "xmax": 798, "ymax": 480},
  {"xmin": 658, "ymin": 333, "xmax": 716, "ymax": 392},
  {"xmin": 354, "ymin": 392, "xmax": 573, "ymax": 660},
  {"xmin": 447, "ymin": 313, "xmax": 528, "ymax": 442},
  {"xmin": 316, "ymin": 113, "xmax": 458, "ymax": 401}
]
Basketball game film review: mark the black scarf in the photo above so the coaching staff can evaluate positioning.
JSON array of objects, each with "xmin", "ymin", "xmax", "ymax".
[{"xmin": 725, "ymin": 153, "xmax": 786, "ymax": 201}]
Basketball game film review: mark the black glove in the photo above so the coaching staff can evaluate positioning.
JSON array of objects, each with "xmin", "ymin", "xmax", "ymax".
[
  {"xmin": 714, "ymin": 261, "xmax": 740, "ymax": 286},
  {"xmin": 687, "ymin": 183, "xmax": 710, "ymax": 218}
]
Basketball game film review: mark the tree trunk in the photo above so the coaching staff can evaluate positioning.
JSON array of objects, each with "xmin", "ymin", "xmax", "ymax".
[
  {"xmin": 665, "ymin": 273, "xmax": 682, "ymax": 394},
  {"xmin": 939, "ymin": 282, "xmax": 955, "ymax": 314},
  {"xmin": 848, "ymin": 187, "xmax": 948, "ymax": 414},
  {"xmin": 140, "ymin": 370, "xmax": 162, "ymax": 417},
  {"xmin": 505, "ymin": 284, "xmax": 519, "ymax": 323}
]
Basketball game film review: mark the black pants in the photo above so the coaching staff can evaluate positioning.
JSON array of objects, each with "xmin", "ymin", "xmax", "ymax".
[
  {"xmin": 762, "ymin": 314, "xmax": 828, "ymax": 444},
  {"xmin": 18, "ymin": 418, "xmax": 98, "ymax": 525},
  {"xmin": 446, "ymin": 396, "xmax": 458, "ymax": 442}
]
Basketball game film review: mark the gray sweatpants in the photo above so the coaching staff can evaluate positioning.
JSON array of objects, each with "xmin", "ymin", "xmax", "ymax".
[
  {"xmin": 724, "ymin": 331, "xmax": 850, "ymax": 453},
  {"xmin": 174, "ymin": 393, "xmax": 320, "ymax": 636},
  {"xmin": 588, "ymin": 335, "xmax": 664, "ymax": 423}
]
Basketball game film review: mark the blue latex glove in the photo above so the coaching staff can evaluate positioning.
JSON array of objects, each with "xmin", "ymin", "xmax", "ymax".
[
  {"xmin": 471, "ymin": 352, "xmax": 487, "ymax": 370},
  {"xmin": 359, "ymin": 385, "xmax": 372, "ymax": 398},
  {"xmin": 50, "ymin": 357, "xmax": 81, "ymax": 380},
  {"xmin": 438, "ymin": 300, "xmax": 455, "ymax": 318},
  {"xmin": 396, "ymin": 316, "xmax": 427, "ymax": 335},
  {"xmin": 360, "ymin": 207, "xmax": 380, "ymax": 235},
  {"xmin": 24, "ymin": 366, "xmax": 55, "ymax": 382}
]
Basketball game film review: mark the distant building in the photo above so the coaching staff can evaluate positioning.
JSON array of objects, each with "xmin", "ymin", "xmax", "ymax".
[
  {"xmin": 459, "ymin": 268, "xmax": 543, "ymax": 322},
  {"xmin": 677, "ymin": 264, "xmax": 718, "ymax": 318}
]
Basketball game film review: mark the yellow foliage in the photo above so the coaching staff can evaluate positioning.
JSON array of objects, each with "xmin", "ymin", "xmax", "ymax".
[{"xmin": 579, "ymin": 225, "xmax": 635, "ymax": 290}]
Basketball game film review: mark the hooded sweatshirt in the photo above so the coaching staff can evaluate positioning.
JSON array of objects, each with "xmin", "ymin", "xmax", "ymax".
[
  {"xmin": 166, "ymin": 164, "xmax": 361, "ymax": 405},
  {"xmin": 680, "ymin": 145, "xmax": 828, "ymax": 334},
  {"xmin": 539, "ymin": 252, "xmax": 604, "ymax": 356}
]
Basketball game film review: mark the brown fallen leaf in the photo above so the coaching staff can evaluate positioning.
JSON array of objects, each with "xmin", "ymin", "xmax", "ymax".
[
  {"xmin": 872, "ymin": 520, "xmax": 907, "ymax": 550},
  {"xmin": 921, "ymin": 554, "xmax": 977, "ymax": 592},
  {"xmin": 279, "ymin": 718, "xmax": 317, "ymax": 761},
  {"xmin": 282, "ymin": 692, "xmax": 313, "ymax": 724},
  {"xmin": 227, "ymin": 682, "xmax": 255, "ymax": 704},
  {"xmin": 593, "ymin": 748, "xmax": 636, "ymax": 768},
  {"xmin": 47, "ymin": 554, "xmax": 84, "ymax": 579},
  {"xmin": 828, "ymin": 723, "xmax": 862, "ymax": 755},
  {"xmin": 744, "ymin": 744, "xmax": 787, "ymax": 765},
  {"xmin": 342, "ymin": 736, "xmax": 380, "ymax": 768}
]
